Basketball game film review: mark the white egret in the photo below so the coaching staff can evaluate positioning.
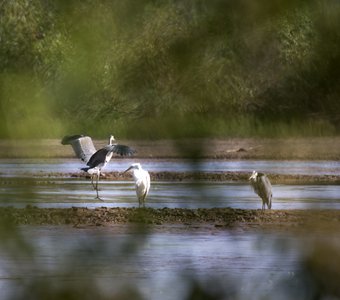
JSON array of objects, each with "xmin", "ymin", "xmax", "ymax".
[
  {"xmin": 249, "ymin": 170, "xmax": 272, "ymax": 210},
  {"xmin": 62, "ymin": 135, "xmax": 135, "ymax": 199},
  {"xmin": 123, "ymin": 163, "xmax": 150, "ymax": 208}
]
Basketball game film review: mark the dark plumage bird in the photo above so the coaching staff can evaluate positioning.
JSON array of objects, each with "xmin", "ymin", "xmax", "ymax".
[
  {"xmin": 249, "ymin": 170, "xmax": 272, "ymax": 210},
  {"xmin": 62, "ymin": 135, "xmax": 135, "ymax": 199}
]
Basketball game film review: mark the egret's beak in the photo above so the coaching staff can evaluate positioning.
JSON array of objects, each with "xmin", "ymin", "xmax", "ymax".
[{"xmin": 123, "ymin": 166, "xmax": 133, "ymax": 174}]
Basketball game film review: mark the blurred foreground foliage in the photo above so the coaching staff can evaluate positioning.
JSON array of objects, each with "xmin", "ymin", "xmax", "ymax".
[{"xmin": 1, "ymin": 0, "xmax": 340, "ymax": 138}]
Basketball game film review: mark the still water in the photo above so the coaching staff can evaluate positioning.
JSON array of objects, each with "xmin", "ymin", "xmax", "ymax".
[
  {"xmin": 1, "ymin": 158, "xmax": 340, "ymax": 176},
  {"xmin": 0, "ymin": 159, "xmax": 340, "ymax": 209},
  {"xmin": 1, "ymin": 178, "xmax": 340, "ymax": 210}
]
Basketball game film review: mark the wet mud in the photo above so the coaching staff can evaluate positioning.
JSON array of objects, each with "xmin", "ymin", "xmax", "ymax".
[
  {"xmin": 2, "ymin": 206, "xmax": 340, "ymax": 231},
  {"xmin": 64, "ymin": 171, "xmax": 340, "ymax": 185}
]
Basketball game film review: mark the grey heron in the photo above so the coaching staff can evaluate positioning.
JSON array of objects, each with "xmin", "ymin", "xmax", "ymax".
[
  {"xmin": 61, "ymin": 134, "xmax": 135, "ymax": 199},
  {"xmin": 249, "ymin": 170, "xmax": 272, "ymax": 210},
  {"xmin": 123, "ymin": 163, "xmax": 150, "ymax": 208}
]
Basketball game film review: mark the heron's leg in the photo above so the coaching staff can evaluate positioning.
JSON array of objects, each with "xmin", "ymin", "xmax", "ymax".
[
  {"xmin": 95, "ymin": 172, "xmax": 104, "ymax": 201},
  {"xmin": 95, "ymin": 187, "xmax": 104, "ymax": 201},
  {"xmin": 92, "ymin": 172, "xmax": 99, "ymax": 190},
  {"xmin": 91, "ymin": 175, "xmax": 96, "ymax": 190},
  {"xmin": 93, "ymin": 171, "xmax": 101, "ymax": 190}
]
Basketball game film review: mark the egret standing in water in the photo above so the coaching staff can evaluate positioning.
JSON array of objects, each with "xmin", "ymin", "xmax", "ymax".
[
  {"xmin": 123, "ymin": 163, "xmax": 150, "ymax": 208},
  {"xmin": 249, "ymin": 170, "xmax": 272, "ymax": 210},
  {"xmin": 61, "ymin": 135, "xmax": 135, "ymax": 200}
]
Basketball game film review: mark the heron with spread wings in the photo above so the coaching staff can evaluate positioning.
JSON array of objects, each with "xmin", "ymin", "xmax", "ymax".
[
  {"xmin": 249, "ymin": 170, "xmax": 272, "ymax": 210},
  {"xmin": 61, "ymin": 135, "xmax": 135, "ymax": 200}
]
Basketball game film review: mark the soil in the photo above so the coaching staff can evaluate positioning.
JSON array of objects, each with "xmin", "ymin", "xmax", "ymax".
[
  {"xmin": 0, "ymin": 206, "xmax": 339, "ymax": 233},
  {"xmin": 78, "ymin": 170, "xmax": 340, "ymax": 185}
]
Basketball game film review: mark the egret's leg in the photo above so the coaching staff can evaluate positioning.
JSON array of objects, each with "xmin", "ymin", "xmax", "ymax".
[{"xmin": 142, "ymin": 195, "xmax": 146, "ymax": 208}]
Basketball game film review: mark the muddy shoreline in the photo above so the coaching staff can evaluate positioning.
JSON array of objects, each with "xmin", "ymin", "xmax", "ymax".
[
  {"xmin": 12, "ymin": 170, "xmax": 340, "ymax": 185},
  {"xmin": 1, "ymin": 206, "xmax": 340, "ymax": 231}
]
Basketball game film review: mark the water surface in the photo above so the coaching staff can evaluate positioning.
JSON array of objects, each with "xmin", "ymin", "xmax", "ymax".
[
  {"xmin": 1, "ymin": 178, "xmax": 340, "ymax": 209},
  {"xmin": 0, "ymin": 226, "xmax": 309, "ymax": 300},
  {"xmin": 1, "ymin": 158, "xmax": 340, "ymax": 176}
]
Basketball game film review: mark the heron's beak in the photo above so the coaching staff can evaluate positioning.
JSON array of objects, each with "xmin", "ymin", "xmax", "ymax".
[
  {"xmin": 249, "ymin": 171, "xmax": 256, "ymax": 180},
  {"xmin": 123, "ymin": 166, "xmax": 133, "ymax": 174}
]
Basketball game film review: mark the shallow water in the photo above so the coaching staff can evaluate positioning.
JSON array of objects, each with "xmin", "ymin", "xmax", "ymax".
[
  {"xmin": 1, "ymin": 158, "xmax": 340, "ymax": 176},
  {"xmin": 0, "ymin": 160, "xmax": 339, "ymax": 299},
  {"xmin": 1, "ymin": 159, "xmax": 340, "ymax": 209},
  {"xmin": 1, "ymin": 178, "xmax": 340, "ymax": 209},
  {"xmin": 0, "ymin": 226, "xmax": 309, "ymax": 300}
]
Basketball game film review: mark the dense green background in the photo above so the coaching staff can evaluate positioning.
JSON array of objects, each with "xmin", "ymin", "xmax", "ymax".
[{"xmin": 1, "ymin": 0, "xmax": 340, "ymax": 138}]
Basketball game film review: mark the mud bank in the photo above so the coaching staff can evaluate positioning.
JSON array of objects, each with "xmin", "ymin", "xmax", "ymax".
[
  {"xmin": 2, "ymin": 206, "xmax": 340, "ymax": 230},
  {"xmin": 43, "ymin": 171, "xmax": 340, "ymax": 185}
]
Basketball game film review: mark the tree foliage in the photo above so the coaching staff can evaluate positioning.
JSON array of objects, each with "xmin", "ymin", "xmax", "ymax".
[{"xmin": 0, "ymin": 0, "xmax": 340, "ymax": 138}]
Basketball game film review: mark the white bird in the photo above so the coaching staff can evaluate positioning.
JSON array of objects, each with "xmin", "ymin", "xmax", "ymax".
[
  {"xmin": 62, "ymin": 134, "xmax": 135, "ymax": 200},
  {"xmin": 249, "ymin": 170, "xmax": 272, "ymax": 210},
  {"xmin": 123, "ymin": 163, "xmax": 150, "ymax": 208}
]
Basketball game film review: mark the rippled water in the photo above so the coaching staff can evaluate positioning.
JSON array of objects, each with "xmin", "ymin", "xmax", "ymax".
[{"xmin": 0, "ymin": 226, "xmax": 307, "ymax": 300}]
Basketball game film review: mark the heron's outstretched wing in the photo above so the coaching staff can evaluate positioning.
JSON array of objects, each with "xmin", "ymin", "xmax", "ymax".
[
  {"xmin": 61, "ymin": 135, "xmax": 96, "ymax": 163},
  {"xmin": 112, "ymin": 144, "xmax": 136, "ymax": 156},
  {"xmin": 86, "ymin": 148, "xmax": 109, "ymax": 168}
]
